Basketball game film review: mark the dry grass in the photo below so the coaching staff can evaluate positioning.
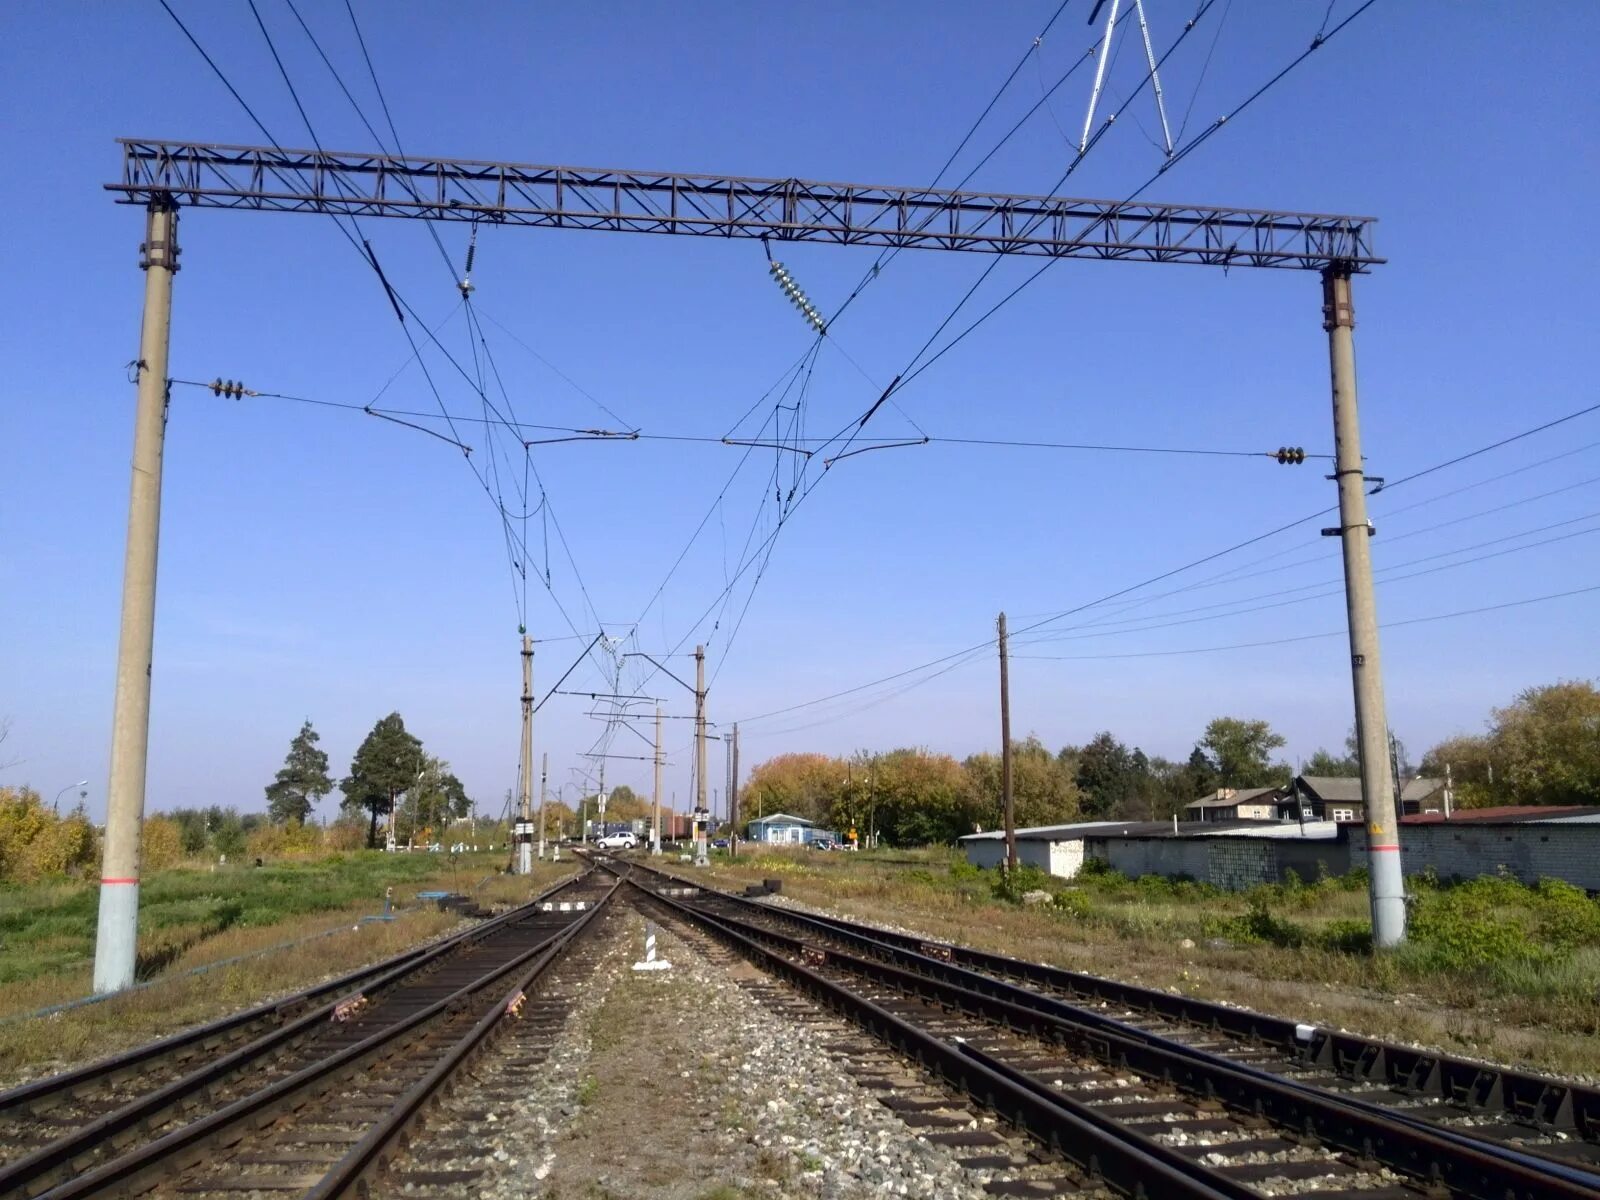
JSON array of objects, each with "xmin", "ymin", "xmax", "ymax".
[
  {"xmin": 0, "ymin": 856, "xmax": 578, "ymax": 1083},
  {"xmin": 696, "ymin": 847, "xmax": 1600, "ymax": 1080}
]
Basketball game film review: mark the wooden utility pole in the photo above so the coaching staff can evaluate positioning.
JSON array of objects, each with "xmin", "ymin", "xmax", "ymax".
[
  {"xmin": 729, "ymin": 722, "xmax": 740, "ymax": 858},
  {"xmin": 652, "ymin": 704, "xmax": 663, "ymax": 855},
  {"xmin": 95, "ymin": 197, "xmax": 179, "ymax": 995},
  {"xmin": 998, "ymin": 612, "xmax": 1016, "ymax": 873}
]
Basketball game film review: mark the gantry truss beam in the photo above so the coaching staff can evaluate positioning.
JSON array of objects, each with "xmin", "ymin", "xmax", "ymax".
[{"xmin": 109, "ymin": 139, "xmax": 1380, "ymax": 272}]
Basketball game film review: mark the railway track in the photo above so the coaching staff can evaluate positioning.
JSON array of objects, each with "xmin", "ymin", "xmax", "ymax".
[
  {"xmin": 0, "ymin": 868, "xmax": 614, "ymax": 1200},
  {"xmin": 607, "ymin": 854, "xmax": 1600, "ymax": 1200}
]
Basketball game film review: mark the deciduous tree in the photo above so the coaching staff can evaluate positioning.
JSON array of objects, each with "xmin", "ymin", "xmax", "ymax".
[{"xmin": 1198, "ymin": 717, "xmax": 1290, "ymax": 788}]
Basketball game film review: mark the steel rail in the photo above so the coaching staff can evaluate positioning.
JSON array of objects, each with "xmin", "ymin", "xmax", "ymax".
[
  {"xmin": 758, "ymin": 897, "xmax": 1600, "ymax": 1145},
  {"xmin": 676, "ymin": 897, "xmax": 1598, "ymax": 1200},
  {"xmin": 306, "ymin": 891, "xmax": 610, "ymax": 1199},
  {"xmin": 626, "ymin": 858, "xmax": 1600, "ymax": 1145},
  {"xmin": 26, "ymin": 874, "xmax": 611, "ymax": 1200},
  {"xmin": 0, "ymin": 871, "xmax": 594, "ymax": 1200},
  {"xmin": 627, "ymin": 879, "xmax": 1240, "ymax": 1200},
  {"xmin": 606, "ymin": 856, "xmax": 1600, "ymax": 1195}
]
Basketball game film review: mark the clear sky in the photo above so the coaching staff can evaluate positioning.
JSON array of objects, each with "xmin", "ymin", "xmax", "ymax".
[{"xmin": 3, "ymin": 2, "xmax": 1596, "ymax": 824}]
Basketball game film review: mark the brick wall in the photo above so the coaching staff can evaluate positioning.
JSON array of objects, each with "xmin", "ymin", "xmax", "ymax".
[
  {"xmin": 1348, "ymin": 821, "xmax": 1600, "ymax": 890},
  {"xmin": 1088, "ymin": 834, "xmax": 1347, "ymax": 891}
]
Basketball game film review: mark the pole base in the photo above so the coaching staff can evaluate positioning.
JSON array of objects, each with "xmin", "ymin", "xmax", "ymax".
[{"xmin": 92, "ymin": 880, "xmax": 140, "ymax": 994}]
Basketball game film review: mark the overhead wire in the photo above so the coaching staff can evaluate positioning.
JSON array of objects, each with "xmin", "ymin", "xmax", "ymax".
[
  {"xmin": 160, "ymin": 0, "xmax": 615, "ymax": 688},
  {"xmin": 729, "ymin": 396, "xmax": 1598, "ymax": 727},
  {"xmin": 1011, "ymin": 583, "xmax": 1600, "ymax": 662}
]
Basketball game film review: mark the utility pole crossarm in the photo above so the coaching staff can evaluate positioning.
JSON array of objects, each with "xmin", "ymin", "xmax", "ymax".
[{"xmin": 110, "ymin": 140, "xmax": 1381, "ymax": 272}]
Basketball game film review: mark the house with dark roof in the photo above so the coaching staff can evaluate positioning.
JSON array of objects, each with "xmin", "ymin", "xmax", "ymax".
[
  {"xmin": 1280, "ymin": 775, "xmax": 1447, "ymax": 823},
  {"xmin": 1182, "ymin": 786, "xmax": 1281, "ymax": 823}
]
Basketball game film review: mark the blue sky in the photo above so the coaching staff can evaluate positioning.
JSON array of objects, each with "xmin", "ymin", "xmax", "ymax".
[{"xmin": 3, "ymin": 2, "xmax": 1596, "ymax": 824}]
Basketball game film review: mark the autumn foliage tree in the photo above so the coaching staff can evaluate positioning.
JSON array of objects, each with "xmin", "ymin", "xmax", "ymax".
[
  {"xmin": 0, "ymin": 786, "xmax": 97, "ymax": 883},
  {"xmin": 1422, "ymin": 680, "xmax": 1600, "ymax": 806}
]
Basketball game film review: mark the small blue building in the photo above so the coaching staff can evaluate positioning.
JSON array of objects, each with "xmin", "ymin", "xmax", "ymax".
[{"xmin": 746, "ymin": 812, "xmax": 837, "ymax": 846}]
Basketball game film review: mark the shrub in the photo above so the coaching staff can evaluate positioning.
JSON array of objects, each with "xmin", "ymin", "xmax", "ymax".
[
  {"xmin": 246, "ymin": 822, "xmax": 324, "ymax": 860},
  {"xmin": 1054, "ymin": 890, "xmax": 1094, "ymax": 919},
  {"xmin": 0, "ymin": 788, "xmax": 101, "ymax": 883},
  {"xmin": 1318, "ymin": 918, "xmax": 1372, "ymax": 954},
  {"xmin": 1202, "ymin": 898, "xmax": 1307, "ymax": 949},
  {"xmin": 948, "ymin": 858, "xmax": 981, "ymax": 881},
  {"xmin": 140, "ymin": 817, "xmax": 184, "ymax": 872},
  {"xmin": 990, "ymin": 863, "xmax": 1056, "ymax": 903}
]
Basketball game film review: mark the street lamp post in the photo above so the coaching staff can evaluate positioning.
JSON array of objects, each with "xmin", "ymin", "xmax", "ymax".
[{"xmin": 54, "ymin": 780, "xmax": 89, "ymax": 814}]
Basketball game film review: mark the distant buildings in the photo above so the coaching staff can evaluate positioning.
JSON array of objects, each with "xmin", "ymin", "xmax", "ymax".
[
  {"xmin": 745, "ymin": 812, "xmax": 839, "ymax": 846},
  {"xmin": 958, "ymin": 774, "xmax": 1600, "ymax": 891}
]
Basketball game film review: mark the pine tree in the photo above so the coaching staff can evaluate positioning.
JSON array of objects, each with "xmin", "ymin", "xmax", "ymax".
[
  {"xmin": 341, "ymin": 713, "xmax": 424, "ymax": 848},
  {"xmin": 264, "ymin": 720, "xmax": 333, "ymax": 825}
]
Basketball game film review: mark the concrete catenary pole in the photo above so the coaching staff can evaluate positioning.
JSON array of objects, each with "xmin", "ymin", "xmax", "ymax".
[
  {"xmin": 694, "ymin": 644, "xmax": 709, "ymax": 867},
  {"xmin": 538, "ymin": 751, "xmax": 548, "ymax": 860},
  {"xmin": 652, "ymin": 703, "xmax": 663, "ymax": 855},
  {"xmin": 516, "ymin": 635, "xmax": 534, "ymax": 875},
  {"xmin": 729, "ymin": 722, "xmax": 740, "ymax": 858},
  {"xmin": 1323, "ymin": 266, "xmax": 1405, "ymax": 947},
  {"xmin": 998, "ymin": 612, "xmax": 1017, "ymax": 873},
  {"xmin": 94, "ymin": 197, "xmax": 179, "ymax": 995}
]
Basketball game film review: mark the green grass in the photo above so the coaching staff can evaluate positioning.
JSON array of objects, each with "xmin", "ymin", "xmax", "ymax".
[{"xmin": 0, "ymin": 850, "xmax": 499, "ymax": 986}]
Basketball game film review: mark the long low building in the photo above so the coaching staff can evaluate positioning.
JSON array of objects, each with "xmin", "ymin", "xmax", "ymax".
[
  {"xmin": 961, "ymin": 805, "xmax": 1600, "ymax": 891},
  {"xmin": 960, "ymin": 818, "xmax": 1346, "ymax": 890}
]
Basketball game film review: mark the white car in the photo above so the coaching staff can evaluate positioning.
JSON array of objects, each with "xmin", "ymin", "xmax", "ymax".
[{"xmin": 596, "ymin": 832, "xmax": 637, "ymax": 850}]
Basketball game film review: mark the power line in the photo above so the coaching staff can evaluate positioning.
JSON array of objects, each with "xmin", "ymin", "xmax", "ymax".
[
  {"xmin": 1013, "ymin": 583, "xmax": 1600, "ymax": 662},
  {"xmin": 1016, "ymin": 519, "xmax": 1600, "ymax": 645},
  {"xmin": 159, "ymin": 3, "xmax": 612, "ymax": 685},
  {"xmin": 730, "ymin": 392, "xmax": 1597, "ymax": 726}
]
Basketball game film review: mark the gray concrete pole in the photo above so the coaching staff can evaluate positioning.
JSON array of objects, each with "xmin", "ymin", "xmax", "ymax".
[
  {"xmin": 538, "ymin": 751, "xmax": 548, "ymax": 860},
  {"xmin": 652, "ymin": 704, "xmax": 663, "ymax": 856},
  {"xmin": 517, "ymin": 635, "xmax": 534, "ymax": 874},
  {"xmin": 999, "ymin": 612, "xmax": 1016, "ymax": 873},
  {"xmin": 94, "ymin": 198, "xmax": 180, "ymax": 995},
  {"xmin": 729, "ymin": 722, "xmax": 740, "ymax": 858},
  {"xmin": 1323, "ymin": 267, "xmax": 1406, "ymax": 947},
  {"xmin": 694, "ymin": 644, "xmax": 708, "ymax": 867}
]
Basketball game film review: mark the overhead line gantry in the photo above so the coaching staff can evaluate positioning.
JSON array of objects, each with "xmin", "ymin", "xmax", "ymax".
[
  {"xmin": 93, "ymin": 138, "xmax": 1401, "ymax": 996},
  {"xmin": 111, "ymin": 138, "xmax": 1380, "ymax": 271}
]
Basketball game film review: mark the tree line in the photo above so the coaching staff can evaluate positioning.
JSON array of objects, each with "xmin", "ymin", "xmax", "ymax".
[
  {"xmin": 740, "ymin": 715, "xmax": 1293, "ymax": 847},
  {"xmin": 258, "ymin": 713, "xmax": 474, "ymax": 849},
  {"xmin": 739, "ymin": 679, "xmax": 1600, "ymax": 846}
]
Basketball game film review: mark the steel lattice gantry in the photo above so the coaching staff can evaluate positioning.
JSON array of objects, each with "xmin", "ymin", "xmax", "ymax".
[
  {"xmin": 108, "ymin": 139, "xmax": 1380, "ymax": 272},
  {"xmin": 91, "ymin": 136, "xmax": 1405, "ymax": 997}
]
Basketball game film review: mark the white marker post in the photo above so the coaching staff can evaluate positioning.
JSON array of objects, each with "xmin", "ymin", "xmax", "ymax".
[{"xmin": 632, "ymin": 921, "xmax": 671, "ymax": 972}]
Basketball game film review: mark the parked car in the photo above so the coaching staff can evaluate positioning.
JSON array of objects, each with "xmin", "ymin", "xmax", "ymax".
[
  {"xmin": 596, "ymin": 831, "xmax": 637, "ymax": 850},
  {"xmin": 712, "ymin": 838, "xmax": 729, "ymax": 849}
]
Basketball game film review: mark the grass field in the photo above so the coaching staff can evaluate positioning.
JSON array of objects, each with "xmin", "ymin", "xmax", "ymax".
[
  {"xmin": 696, "ymin": 846, "xmax": 1600, "ymax": 1079},
  {"xmin": 0, "ymin": 852, "xmax": 577, "ymax": 1080}
]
